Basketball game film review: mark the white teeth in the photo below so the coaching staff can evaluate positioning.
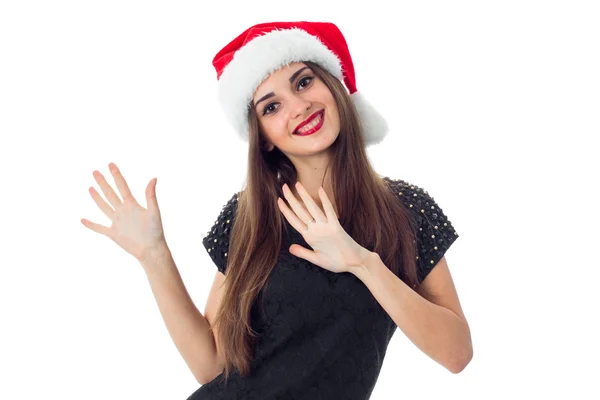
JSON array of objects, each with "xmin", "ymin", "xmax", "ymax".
[{"xmin": 296, "ymin": 113, "xmax": 323, "ymax": 134}]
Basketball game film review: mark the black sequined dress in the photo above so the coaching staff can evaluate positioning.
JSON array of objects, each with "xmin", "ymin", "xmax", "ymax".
[{"xmin": 187, "ymin": 177, "xmax": 459, "ymax": 400}]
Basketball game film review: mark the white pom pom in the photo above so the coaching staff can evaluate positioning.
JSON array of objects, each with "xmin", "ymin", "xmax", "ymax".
[{"xmin": 351, "ymin": 91, "xmax": 389, "ymax": 146}]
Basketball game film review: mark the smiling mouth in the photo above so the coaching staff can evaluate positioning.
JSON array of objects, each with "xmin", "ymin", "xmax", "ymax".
[{"xmin": 294, "ymin": 110, "xmax": 325, "ymax": 136}]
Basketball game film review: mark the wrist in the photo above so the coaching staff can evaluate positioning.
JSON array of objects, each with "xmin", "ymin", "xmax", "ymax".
[
  {"xmin": 139, "ymin": 242, "xmax": 171, "ymax": 269},
  {"xmin": 349, "ymin": 248, "xmax": 377, "ymax": 277}
]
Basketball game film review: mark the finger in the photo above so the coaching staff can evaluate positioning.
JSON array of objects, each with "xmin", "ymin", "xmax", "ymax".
[
  {"xmin": 277, "ymin": 197, "xmax": 309, "ymax": 235},
  {"xmin": 81, "ymin": 218, "xmax": 111, "ymax": 237},
  {"xmin": 294, "ymin": 182, "xmax": 327, "ymax": 222},
  {"xmin": 89, "ymin": 186, "xmax": 115, "ymax": 218},
  {"xmin": 93, "ymin": 170, "xmax": 123, "ymax": 209},
  {"xmin": 109, "ymin": 163, "xmax": 136, "ymax": 203},
  {"xmin": 146, "ymin": 177, "xmax": 160, "ymax": 214},
  {"xmin": 282, "ymin": 184, "xmax": 313, "ymax": 225},
  {"xmin": 318, "ymin": 187, "xmax": 338, "ymax": 221},
  {"xmin": 289, "ymin": 244, "xmax": 318, "ymax": 265}
]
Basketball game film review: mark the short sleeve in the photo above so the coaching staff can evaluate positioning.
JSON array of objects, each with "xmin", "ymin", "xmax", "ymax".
[
  {"xmin": 384, "ymin": 177, "xmax": 459, "ymax": 283},
  {"xmin": 202, "ymin": 192, "xmax": 240, "ymax": 275},
  {"xmin": 412, "ymin": 186, "xmax": 459, "ymax": 283}
]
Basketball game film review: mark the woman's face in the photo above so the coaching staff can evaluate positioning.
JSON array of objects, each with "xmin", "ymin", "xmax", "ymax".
[{"xmin": 252, "ymin": 62, "xmax": 340, "ymax": 157}]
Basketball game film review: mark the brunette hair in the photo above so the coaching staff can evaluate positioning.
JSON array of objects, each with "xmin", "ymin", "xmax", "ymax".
[{"xmin": 209, "ymin": 60, "xmax": 419, "ymax": 382}]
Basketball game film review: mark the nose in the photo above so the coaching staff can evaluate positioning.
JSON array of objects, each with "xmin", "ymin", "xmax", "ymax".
[{"xmin": 290, "ymin": 94, "xmax": 312, "ymax": 119}]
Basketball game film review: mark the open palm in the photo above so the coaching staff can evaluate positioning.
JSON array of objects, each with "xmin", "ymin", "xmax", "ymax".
[{"xmin": 81, "ymin": 162, "xmax": 166, "ymax": 263}]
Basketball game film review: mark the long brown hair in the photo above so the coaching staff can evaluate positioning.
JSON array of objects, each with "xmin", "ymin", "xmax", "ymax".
[{"xmin": 210, "ymin": 60, "xmax": 419, "ymax": 382}]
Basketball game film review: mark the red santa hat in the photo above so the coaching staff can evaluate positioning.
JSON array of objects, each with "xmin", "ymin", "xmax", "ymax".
[{"xmin": 212, "ymin": 21, "xmax": 388, "ymax": 146}]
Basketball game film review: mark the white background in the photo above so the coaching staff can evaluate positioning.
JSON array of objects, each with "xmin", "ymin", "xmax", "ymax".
[{"xmin": 1, "ymin": 1, "xmax": 599, "ymax": 399}]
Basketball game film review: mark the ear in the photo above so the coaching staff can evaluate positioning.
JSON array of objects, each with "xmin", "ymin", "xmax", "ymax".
[
  {"xmin": 259, "ymin": 131, "xmax": 275, "ymax": 152},
  {"xmin": 264, "ymin": 143, "xmax": 275, "ymax": 152}
]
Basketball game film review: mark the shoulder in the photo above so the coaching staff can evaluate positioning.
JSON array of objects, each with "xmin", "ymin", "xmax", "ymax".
[
  {"xmin": 207, "ymin": 191, "xmax": 241, "ymax": 234},
  {"xmin": 204, "ymin": 191, "xmax": 240, "ymax": 232},
  {"xmin": 202, "ymin": 191, "xmax": 242, "ymax": 274},
  {"xmin": 383, "ymin": 175, "xmax": 457, "ymax": 233},
  {"xmin": 383, "ymin": 176, "xmax": 459, "ymax": 277},
  {"xmin": 382, "ymin": 176, "xmax": 436, "ymax": 215}
]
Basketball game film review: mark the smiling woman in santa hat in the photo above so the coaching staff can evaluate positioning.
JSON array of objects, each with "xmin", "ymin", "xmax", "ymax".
[
  {"xmin": 82, "ymin": 20, "xmax": 471, "ymax": 400},
  {"xmin": 192, "ymin": 20, "xmax": 471, "ymax": 398}
]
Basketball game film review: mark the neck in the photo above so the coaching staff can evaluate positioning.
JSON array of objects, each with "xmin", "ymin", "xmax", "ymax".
[
  {"xmin": 285, "ymin": 149, "xmax": 340, "ymax": 217},
  {"xmin": 291, "ymin": 173, "xmax": 339, "ymax": 219}
]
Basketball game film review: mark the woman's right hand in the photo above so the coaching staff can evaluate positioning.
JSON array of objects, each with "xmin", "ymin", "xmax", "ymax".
[{"xmin": 81, "ymin": 162, "xmax": 167, "ymax": 264}]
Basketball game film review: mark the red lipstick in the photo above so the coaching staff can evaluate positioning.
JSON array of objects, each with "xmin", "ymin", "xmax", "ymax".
[{"xmin": 294, "ymin": 110, "xmax": 325, "ymax": 136}]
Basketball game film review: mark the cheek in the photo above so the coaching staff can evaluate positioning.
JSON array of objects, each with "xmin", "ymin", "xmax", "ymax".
[
  {"xmin": 262, "ymin": 117, "xmax": 289, "ymax": 138},
  {"xmin": 327, "ymin": 102, "xmax": 340, "ymax": 127},
  {"xmin": 322, "ymin": 93, "xmax": 339, "ymax": 121}
]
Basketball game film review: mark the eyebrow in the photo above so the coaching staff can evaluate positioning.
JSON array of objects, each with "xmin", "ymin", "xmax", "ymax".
[{"xmin": 253, "ymin": 66, "xmax": 310, "ymax": 109}]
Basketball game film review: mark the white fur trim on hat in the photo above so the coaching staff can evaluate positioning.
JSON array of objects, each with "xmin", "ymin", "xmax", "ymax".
[{"xmin": 217, "ymin": 28, "xmax": 343, "ymax": 141}]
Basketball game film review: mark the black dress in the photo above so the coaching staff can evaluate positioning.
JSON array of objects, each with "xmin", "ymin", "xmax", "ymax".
[{"xmin": 187, "ymin": 177, "xmax": 459, "ymax": 400}]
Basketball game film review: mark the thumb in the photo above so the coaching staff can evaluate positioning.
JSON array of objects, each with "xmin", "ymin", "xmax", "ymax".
[{"xmin": 146, "ymin": 177, "xmax": 160, "ymax": 214}]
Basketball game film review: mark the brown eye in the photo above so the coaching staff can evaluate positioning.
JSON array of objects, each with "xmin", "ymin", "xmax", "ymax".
[
  {"xmin": 263, "ymin": 103, "xmax": 278, "ymax": 116},
  {"xmin": 298, "ymin": 76, "xmax": 314, "ymax": 90}
]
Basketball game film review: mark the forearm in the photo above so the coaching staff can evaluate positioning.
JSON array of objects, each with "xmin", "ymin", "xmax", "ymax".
[
  {"xmin": 351, "ymin": 252, "xmax": 472, "ymax": 373},
  {"xmin": 141, "ymin": 245, "xmax": 220, "ymax": 384}
]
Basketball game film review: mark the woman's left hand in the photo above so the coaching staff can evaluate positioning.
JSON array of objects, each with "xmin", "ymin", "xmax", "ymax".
[{"xmin": 277, "ymin": 182, "xmax": 372, "ymax": 274}]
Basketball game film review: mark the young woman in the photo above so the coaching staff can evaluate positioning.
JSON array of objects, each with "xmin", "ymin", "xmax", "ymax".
[{"xmin": 82, "ymin": 21, "xmax": 472, "ymax": 400}]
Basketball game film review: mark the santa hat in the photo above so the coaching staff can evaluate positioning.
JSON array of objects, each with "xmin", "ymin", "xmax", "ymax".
[{"xmin": 212, "ymin": 21, "xmax": 388, "ymax": 146}]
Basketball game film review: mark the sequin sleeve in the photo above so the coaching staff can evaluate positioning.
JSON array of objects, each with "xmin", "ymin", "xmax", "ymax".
[
  {"xmin": 201, "ymin": 192, "xmax": 240, "ymax": 275},
  {"xmin": 385, "ymin": 177, "xmax": 459, "ymax": 283},
  {"xmin": 411, "ymin": 185, "xmax": 459, "ymax": 283}
]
